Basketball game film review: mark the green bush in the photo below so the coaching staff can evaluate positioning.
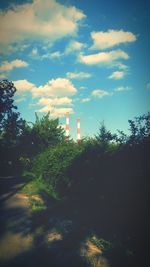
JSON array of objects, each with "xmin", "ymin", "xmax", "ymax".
[
  {"xmin": 31, "ymin": 141, "xmax": 83, "ymax": 197},
  {"xmin": 22, "ymin": 177, "xmax": 54, "ymax": 197}
]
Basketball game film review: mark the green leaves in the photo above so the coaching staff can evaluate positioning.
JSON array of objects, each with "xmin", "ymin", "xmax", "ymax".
[
  {"xmin": 31, "ymin": 141, "xmax": 82, "ymax": 197},
  {"xmin": 20, "ymin": 113, "xmax": 65, "ymax": 157},
  {"xmin": 0, "ymin": 80, "xmax": 17, "ymax": 130}
]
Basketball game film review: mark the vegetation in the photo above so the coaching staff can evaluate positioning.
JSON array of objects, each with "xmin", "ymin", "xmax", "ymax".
[
  {"xmin": 0, "ymin": 79, "xmax": 150, "ymax": 266},
  {"xmin": 19, "ymin": 112, "xmax": 65, "ymax": 157},
  {"xmin": 30, "ymin": 141, "xmax": 83, "ymax": 196}
]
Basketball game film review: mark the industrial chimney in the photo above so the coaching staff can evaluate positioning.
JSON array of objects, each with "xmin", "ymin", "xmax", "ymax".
[
  {"xmin": 65, "ymin": 112, "xmax": 70, "ymax": 140},
  {"xmin": 77, "ymin": 117, "xmax": 81, "ymax": 143}
]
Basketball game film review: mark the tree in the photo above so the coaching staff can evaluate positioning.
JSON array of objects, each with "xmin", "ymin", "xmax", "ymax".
[
  {"xmin": 0, "ymin": 80, "xmax": 17, "ymax": 131},
  {"xmin": 0, "ymin": 80, "xmax": 26, "ymax": 174},
  {"xmin": 20, "ymin": 112, "xmax": 65, "ymax": 156},
  {"xmin": 0, "ymin": 80, "xmax": 25, "ymax": 147},
  {"xmin": 95, "ymin": 121, "xmax": 116, "ymax": 145},
  {"xmin": 128, "ymin": 112, "xmax": 150, "ymax": 145},
  {"xmin": 2, "ymin": 111, "xmax": 26, "ymax": 147}
]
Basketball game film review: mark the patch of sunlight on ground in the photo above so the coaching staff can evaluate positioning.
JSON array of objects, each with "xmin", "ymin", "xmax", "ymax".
[
  {"xmin": 46, "ymin": 229, "xmax": 63, "ymax": 245},
  {"xmin": 0, "ymin": 231, "xmax": 33, "ymax": 262},
  {"xmin": 5, "ymin": 193, "xmax": 29, "ymax": 208},
  {"xmin": 30, "ymin": 195, "xmax": 44, "ymax": 203},
  {"xmin": 80, "ymin": 236, "xmax": 109, "ymax": 267},
  {"xmin": 81, "ymin": 240, "xmax": 103, "ymax": 257}
]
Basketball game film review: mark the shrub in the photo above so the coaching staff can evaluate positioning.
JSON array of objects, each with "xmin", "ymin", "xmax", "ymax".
[{"xmin": 31, "ymin": 141, "xmax": 83, "ymax": 197}]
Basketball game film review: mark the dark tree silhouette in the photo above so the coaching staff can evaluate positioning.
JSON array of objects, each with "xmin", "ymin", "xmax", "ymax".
[
  {"xmin": 0, "ymin": 80, "xmax": 17, "ymax": 131},
  {"xmin": 0, "ymin": 80, "xmax": 25, "ymax": 147},
  {"xmin": 95, "ymin": 121, "xmax": 116, "ymax": 144},
  {"xmin": 0, "ymin": 80, "xmax": 26, "ymax": 174}
]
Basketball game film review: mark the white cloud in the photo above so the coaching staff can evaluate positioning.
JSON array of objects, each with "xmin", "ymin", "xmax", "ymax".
[
  {"xmin": 116, "ymin": 63, "xmax": 129, "ymax": 70},
  {"xmin": 79, "ymin": 50, "xmax": 129, "ymax": 65},
  {"xmin": 30, "ymin": 47, "xmax": 38, "ymax": 56},
  {"xmin": 13, "ymin": 77, "xmax": 77, "ymax": 99},
  {"xmin": 29, "ymin": 47, "xmax": 42, "ymax": 59},
  {"xmin": 49, "ymin": 107, "xmax": 74, "ymax": 118},
  {"xmin": 80, "ymin": 86, "xmax": 86, "ymax": 90},
  {"xmin": 32, "ymin": 78, "xmax": 77, "ymax": 97},
  {"xmin": 66, "ymin": 71, "xmax": 92, "ymax": 79},
  {"xmin": 38, "ymin": 97, "xmax": 73, "ymax": 106},
  {"xmin": 91, "ymin": 89, "xmax": 112, "ymax": 98},
  {"xmin": 13, "ymin": 79, "xmax": 35, "ymax": 92},
  {"xmin": 36, "ymin": 95, "xmax": 74, "ymax": 118},
  {"xmin": 36, "ymin": 106, "xmax": 74, "ymax": 118},
  {"xmin": 114, "ymin": 86, "xmax": 132, "ymax": 92},
  {"xmin": 91, "ymin": 30, "xmax": 137, "ymax": 50},
  {"xmin": 108, "ymin": 70, "xmax": 126, "ymax": 80},
  {"xmin": 81, "ymin": 97, "xmax": 91, "ymax": 103},
  {"xmin": 0, "ymin": 0, "xmax": 85, "ymax": 50},
  {"xmin": 65, "ymin": 40, "xmax": 85, "ymax": 54},
  {"xmin": 0, "ymin": 43, "xmax": 30, "ymax": 55},
  {"xmin": 49, "ymin": 51, "xmax": 62, "ymax": 59},
  {"xmin": 41, "ymin": 51, "xmax": 62, "ymax": 60},
  {"xmin": 0, "ymin": 59, "xmax": 28, "ymax": 71}
]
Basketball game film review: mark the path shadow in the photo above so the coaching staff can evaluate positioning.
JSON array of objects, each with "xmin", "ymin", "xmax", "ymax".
[{"xmin": 0, "ymin": 176, "xmax": 31, "ymax": 203}]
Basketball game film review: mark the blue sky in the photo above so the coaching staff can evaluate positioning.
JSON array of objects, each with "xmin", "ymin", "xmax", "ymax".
[{"xmin": 0, "ymin": 0, "xmax": 150, "ymax": 140}]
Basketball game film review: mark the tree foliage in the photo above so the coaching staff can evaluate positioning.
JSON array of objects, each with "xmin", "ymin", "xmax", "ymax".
[
  {"xmin": 0, "ymin": 80, "xmax": 17, "ymax": 130},
  {"xmin": 0, "ymin": 79, "xmax": 66, "ymax": 175},
  {"xmin": 20, "ymin": 112, "xmax": 65, "ymax": 156},
  {"xmin": 0, "ymin": 80, "xmax": 26, "ymax": 147},
  {"xmin": 95, "ymin": 121, "xmax": 117, "ymax": 145},
  {"xmin": 128, "ymin": 112, "xmax": 150, "ymax": 145},
  {"xmin": 31, "ymin": 141, "xmax": 83, "ymax": 196}
]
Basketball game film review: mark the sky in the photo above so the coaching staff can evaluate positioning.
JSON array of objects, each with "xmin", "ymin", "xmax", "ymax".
[{"xmin": 0, "ymin": 0, "xmax": 150, "ymax": 140}]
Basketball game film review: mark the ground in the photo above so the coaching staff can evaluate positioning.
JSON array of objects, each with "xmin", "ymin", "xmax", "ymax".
[
  {"xmin": 0, "ymin": 176, "xmax": 33, "ymax": 266},
  {"xmin": 0, "ymin": 176, "xmax": 95, "ymax": 267},
  {"xmin": 0, "ymin": 176, "xmax": 148, "ymax": 267}
]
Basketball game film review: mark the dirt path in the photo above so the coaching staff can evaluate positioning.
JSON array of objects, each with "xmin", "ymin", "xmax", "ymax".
[
  {"xmin": 0, "ymin": 176, "xmax": 110, "ymax": 267},
  {"xmin": 0, "ymin": 176, "xmax": 33, "ymax": 266},
  {"xmin": 0, "ymin": 176, "xmax": 83, "ymax": 267}
]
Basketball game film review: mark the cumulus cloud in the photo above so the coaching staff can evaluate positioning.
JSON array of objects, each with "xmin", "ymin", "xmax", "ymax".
[
  {"xmin": 41, "ymin": 51, "xmax": 62, "ymax": 60},
  {"xmin": 114, "ymin": 86, "xmax": 132, "ymax": 92},
  {"xmin": 49, "ymin": 107, "xmax": 74, "ymax": 118},
  {"xmin": 66, "ymin": 71, "xmax": 92, "ymax": 79},
  {"xmin": 81, "ymin": 97, "xmax": 91, "ymax": 103},
  {"xmin": 65, "ymin": 40, "xmax": 85, "ymax": 54},
  {"xmin": 79, "ymin": 50, "xmax": 129, "ymax": 65},
  {"xmin": 91, "ymin": 89, "xmax": 112, "ymax": 98},
  {"xmin": 49, "ymin": 51, "xmax": 62, "ymax": 59},
  {"xmin": 12, "ymin": 77, "xmax": 76, "ymax": 118},
  {"xmin": 30, "ymin": 47, "xmax": 38, "ymax": 56},
  {"xmin": 13, "ymin": 79, "xmax": 35, "ymax": 92},
  {"xmin": 38, "ymin": 97, "xmax": 73, "ymax": 106},
  {"xmin": 80, "ymin": 86, "xmax": 86, "ymax": 90},
  {"xmin": 32, "ymin": 78, "xmax": 77, "ymax": 97},
  {"xmin": 0, "ymin": 59, "xmax": 28, "ymax": 71},
  {"xmin": 91, "ymin": 30, "xmax": 137, "ymax": 50},
  {"xmin": 0, "ymin": 0, "xmax": 85, "ymax": 49},
  {"xmin": 13, "ymin": 77, "xmax": 77, "ymax": 99},
  {"xmin": 108, "ymin": 70, "xmax": 126, "ymax": 80},
  {"xmin": 36, "ymin": 106, "xmax": 74, "ymax": 118},
  {"xmin": 116, "ymin": 62, "xmax": 129, "ymax": 70}
]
